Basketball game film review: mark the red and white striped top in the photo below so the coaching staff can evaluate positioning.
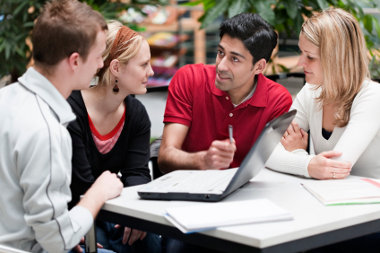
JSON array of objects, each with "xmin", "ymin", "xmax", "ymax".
[{"xmin": 88, "ymin": 108, "xmax": 126, "ymax": 154}]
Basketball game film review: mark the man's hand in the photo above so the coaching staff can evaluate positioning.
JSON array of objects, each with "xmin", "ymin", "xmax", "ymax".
[
  {"xmin": 158, "ymin": 123, "xmax": 237, "ymax": 172},
  {"xmin": 72, "ymin": 237, "xmax": 103, "ymax": 252},
  {"xmin": 281, "ymin": 122, "xmax": 308, "ymax": 151},
  {"xmin": 201, "ymin": 139, "xmax": 236, "ymax": 170},
  {"xmin": 77, "ymin": 171, "xmax": 123, "ymax": 220},
  {"xmin": 92, "ymin": 171, "xmax": 123, "ymax": 202},
  {"xmin": 308, "ymin": 151, "xmax": 351, "ymax": 179}
]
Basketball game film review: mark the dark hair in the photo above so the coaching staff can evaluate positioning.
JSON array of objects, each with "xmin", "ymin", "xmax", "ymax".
[
  {"xmin": 32, "ymin": 0, "xmax": 107, "ymax": 67},
  {"xmin": 219, "ymin": 13, "xmax": 277, "ymax": 64}
]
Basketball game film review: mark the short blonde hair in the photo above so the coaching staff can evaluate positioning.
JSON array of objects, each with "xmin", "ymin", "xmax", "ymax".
[
  {"xmin": 301, "ymin": 8, "xmax": 369, "ymax": 127},
  {"xmin": 98, "ymin": 20, "xmax": 143, "ymax": 88}
]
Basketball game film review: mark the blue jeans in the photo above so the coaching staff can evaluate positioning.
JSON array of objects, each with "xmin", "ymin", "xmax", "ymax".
[
  {"xmin": 68, "ymin": 246, "xmax": 115, "ymax": 253},
  {"xmin": 96, "ymin": 220, "xmax": 162, "ymax": 253}
]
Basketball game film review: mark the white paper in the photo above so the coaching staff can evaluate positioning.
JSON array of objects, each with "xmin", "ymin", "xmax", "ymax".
[
  {"xmin": 164, "ymin": 199, "xmax": 293, "ymax": 233},
  {"xmin": 302, "ymin": 178, "xmax": 380, "ymax": 205}
]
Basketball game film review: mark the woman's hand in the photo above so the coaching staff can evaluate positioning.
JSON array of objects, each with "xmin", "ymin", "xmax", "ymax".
[
  {"xmin": 114, "ymin": 224, "xmax": 147, "ymax": 246},
  {"xmin": 308, "ymin": 151, "xmax": 351, "ymax": 179},
  {"xmin": 123, "ymin": 227, "xmax": 147, "ymax": 245},
  {"xmin": 281, "ymin": 122, "xmax": 308, "ymax": 151}
]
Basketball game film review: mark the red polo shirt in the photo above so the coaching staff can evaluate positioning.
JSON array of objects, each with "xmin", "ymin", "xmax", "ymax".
[{"xmin": 164, "ymin": 64, "xmax": 292, "ymax": 168}]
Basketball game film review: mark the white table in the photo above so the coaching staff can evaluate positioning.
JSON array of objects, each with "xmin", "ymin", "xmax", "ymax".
[{"xmin": 91, "ymin": 169, "xmax": 380, "ymax": 252}]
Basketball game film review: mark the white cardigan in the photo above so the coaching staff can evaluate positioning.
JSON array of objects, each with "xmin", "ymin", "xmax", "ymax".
[{"xmin": 266, "ymin": 80, "xmax": 380, "ymax": 179}]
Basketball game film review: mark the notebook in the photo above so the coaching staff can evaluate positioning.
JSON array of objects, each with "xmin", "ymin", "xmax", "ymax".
[
  {"xmin": 164, "ymin": 199, "xmax": 293, "ymax": 233},
  {"xmin": 302, "ymin": 178, "xmax": 380, "ymax": 206},
  {"xmin": 138, "ymin": 109, "xmax": 297, "ymax": 202}
]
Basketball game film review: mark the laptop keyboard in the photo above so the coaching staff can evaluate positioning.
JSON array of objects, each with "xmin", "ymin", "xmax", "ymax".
[{"xmin": 142, "ymin": 168, "xmax": 238, "ymax": 194}]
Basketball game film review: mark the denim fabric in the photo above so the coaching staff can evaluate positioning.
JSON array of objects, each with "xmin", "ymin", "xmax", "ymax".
[
  {"xmin": 68, "ymin": 246, "xmax": 115, "ymax": 253},
  {"xmin": 96, "ymin": 221, "xmax": 162, "ymax": 253}
]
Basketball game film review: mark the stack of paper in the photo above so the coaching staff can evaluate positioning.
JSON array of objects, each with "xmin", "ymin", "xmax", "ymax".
[
  {"xmin": 302, "ymin": 178, "xmax": 380, "ymax": 206},
  {"xmin": 164, "ymin": 199, "xmax": 293, "ymax": 233}
]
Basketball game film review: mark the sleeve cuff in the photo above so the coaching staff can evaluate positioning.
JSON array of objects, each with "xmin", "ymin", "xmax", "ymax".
[
  {"xmin": 290, "ymin": 149, "xmax": 314, "ymax": 178},
  {"xmin": 69, "ymin": 205, "xmax": 93, "ymax": 233},
  {"xmin": 266, "ymin": 144, "xmax": 314, "ymax": 178},
  {"xmin": 163, "ymin": 116, "xmax": 191, "ymax": 127},
  {"xmin": 302, "ymin": 154, "xmax": 315, "ymax": 178},
  {"xmin": 60, "ymin": 205, "xmax": 93, "ymax": 250}
]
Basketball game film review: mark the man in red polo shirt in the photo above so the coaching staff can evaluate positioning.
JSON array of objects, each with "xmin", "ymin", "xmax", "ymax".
[{"xmin": 158, "ymin": 13, "xmax": 292, "ymax": 173}]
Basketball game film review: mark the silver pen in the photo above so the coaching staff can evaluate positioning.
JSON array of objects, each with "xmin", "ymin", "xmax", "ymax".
[{"xmin": 228, "ymin": 124, "xmax": 233, "ymax": 143}]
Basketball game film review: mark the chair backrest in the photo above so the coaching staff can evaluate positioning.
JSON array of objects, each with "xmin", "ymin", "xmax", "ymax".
[{"xmin": 150, "ymin": 137, "xmax": 164, "ymax": 179}]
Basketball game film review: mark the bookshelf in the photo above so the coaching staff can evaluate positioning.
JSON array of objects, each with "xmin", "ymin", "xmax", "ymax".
[{"xmin": 137, "ymin": 1, "xmax": 205, "ymax": 90}]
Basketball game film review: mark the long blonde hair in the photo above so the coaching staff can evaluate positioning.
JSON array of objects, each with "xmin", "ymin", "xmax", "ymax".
[
  {"xmin": 97, "ymin": 20, "xmax": 143, "ymax": 88},
  {"xmin": 301, "ymin": 8, "xmax": 369, "ymax": 127}
]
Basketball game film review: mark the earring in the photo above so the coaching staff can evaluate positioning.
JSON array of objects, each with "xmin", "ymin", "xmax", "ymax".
[{"xmin": 113, "ymin": 79, "xmax": 119, "ymax": 93}]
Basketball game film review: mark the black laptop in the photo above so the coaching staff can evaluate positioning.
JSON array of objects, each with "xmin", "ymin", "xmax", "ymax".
[{"xmin": 138, "ymin": 109, "xmax": 297, "ymax": 202}]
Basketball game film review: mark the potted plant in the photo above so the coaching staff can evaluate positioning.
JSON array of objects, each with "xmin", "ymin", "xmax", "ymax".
[
  {"xmin": 185, "ymin": 0, "xmax": 380, "ymax": 80},
  {"xmin": 0, "ymin": 0, "xmax": 168, "ymax": 83},
  {"xmin": 1, "ymin": 0, "xmax": 379, "ymax": 82}
]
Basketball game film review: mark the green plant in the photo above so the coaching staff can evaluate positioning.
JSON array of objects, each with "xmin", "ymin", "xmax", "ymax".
[
  {"xmin": 185, "ymin": 0, "xmax": 380, "ymax": 79},
  {"xmin": 0, "ymin": 0, "xmax": 169, "ymax": 83},
  {"xmin": 0, "ymin": 0, "xmax": 44, "ymax": 82},
  {"xmin": 370, "ymin": 54, "xmax": 380, "ymax": 81}
]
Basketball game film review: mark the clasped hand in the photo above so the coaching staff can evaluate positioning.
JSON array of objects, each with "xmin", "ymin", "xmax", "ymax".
[
  {"xmin": 281, "ymin": 122, "xmax": 308, "ymax": 151},
  {"xmin": 281, "ymin": 122, "xmax": 351, "ymax": 180}
]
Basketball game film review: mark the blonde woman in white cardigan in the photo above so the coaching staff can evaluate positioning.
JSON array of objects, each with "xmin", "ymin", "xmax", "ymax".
[{"xmin": 266, "ymin": 8, "xmax": 380, "ymax": 180}]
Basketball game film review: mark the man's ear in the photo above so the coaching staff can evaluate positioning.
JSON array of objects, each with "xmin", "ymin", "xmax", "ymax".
[
  {"xmin": 253, "ymin": 58, "xmax": 267, "ymax": 75},
  {"xmin": 67, "ymin": 52, "xmax": 80, "ymax": 71},
  {"xmin": 109, "ymin": 59, "xmax": 120, "ymax": 76}
]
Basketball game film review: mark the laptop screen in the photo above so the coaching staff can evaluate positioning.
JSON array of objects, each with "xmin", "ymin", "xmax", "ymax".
[{"xmin": 222, "ymin": 109, "xmax": 297, "ymax": 197}]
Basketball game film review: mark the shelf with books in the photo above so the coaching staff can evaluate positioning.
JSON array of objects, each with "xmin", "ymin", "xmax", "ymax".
[
  {"xmin": 147, "ymin": 66, "xmax": 177, "ymax": 91},
  {"xmin": 145, "ymin": 31, "xmax": 188, "ymax": 89},
  {"xmin": 135, "ymin": 2, "xmax": 204, "ymax": 91},
  {"xmin": 147, "ymin": 32, "xmax": 189, "ymax": 50}
]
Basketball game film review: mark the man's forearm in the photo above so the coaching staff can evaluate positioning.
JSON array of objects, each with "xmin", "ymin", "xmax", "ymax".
[
  {"xmin": 76, "ymin": 185, "xmax": 107, "ymax": 219},
  {"xmin": 158, "ymin": 146, "xmax": 206, "ymax": 173}
]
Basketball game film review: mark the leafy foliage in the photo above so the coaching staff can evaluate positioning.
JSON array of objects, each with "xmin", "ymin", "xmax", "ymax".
[
  {"xmin": 0, "ymin": 0, "xmax": 44, "ymax": 81},
  {"xmin": 185, "ymin": 0, "xmax": 380, "ymax": 78},
  {"xmin": 0, "ymin": 0, "xmax": 169, "ymax": 82},
  {"xmin": 1, "ymin": 0, "xmax": 379, "ymax": 80}
]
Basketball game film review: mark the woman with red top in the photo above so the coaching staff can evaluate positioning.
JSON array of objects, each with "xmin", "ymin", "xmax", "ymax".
[{"xmin": 67, "ymin": 21, "xmax": 160, "ymax": 253}]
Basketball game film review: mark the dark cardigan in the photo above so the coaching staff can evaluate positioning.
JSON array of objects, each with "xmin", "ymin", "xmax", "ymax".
[{"xmin": 67, "ymin": 91, "xmax": 151, "ymax": 208}]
